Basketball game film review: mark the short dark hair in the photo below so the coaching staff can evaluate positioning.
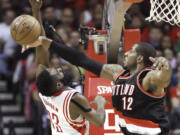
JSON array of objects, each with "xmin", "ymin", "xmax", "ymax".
[
  {"xmin": 36, "ymin": 70, "xmax": 55, "ymax": 96},
  {"xmin": 136, "ymin": 42, "xmax": 156, "ymax": 67}
]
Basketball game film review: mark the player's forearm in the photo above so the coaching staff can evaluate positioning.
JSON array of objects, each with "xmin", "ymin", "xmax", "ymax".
[
  {"xmin": 90, "ymin": 104, "xmax": 106, "ymax": 127},
  {"xmin": 32, "ymin": 8, "xmax": 45, "ymax": 36},
  {"xmin": 108, "ymin": 2, "xmax": 132, "ymax": 63},
  {"xmin": 32, "ymin": 9, "xmax": 40, "ymax": 22},
  {"xmin": 32, "ymin": 9, "xmax": 49, "ymax": 67},
  {"xmin": 152, "ymin": 64, "xmax": 172, "ymax": 89},
  {"xmin": 35, "ymin": 46, "xmax": 50, "ymax": 67},
  {"xmin": 108, "ymin": 9, "xmax": 126, "ymax": 63},
  {"xmin": 48, "ymin": 40, "xmax": 103, "ymax": 76},
  {"xmin": 158, "ymin": 67, "xmax": 172, "ymax": 87},
  {"xmin": 96, "ymin": 104, "xmax": 106, "ymax": 126}
]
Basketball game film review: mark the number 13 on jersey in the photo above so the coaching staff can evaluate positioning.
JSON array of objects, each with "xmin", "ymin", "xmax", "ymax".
[{"xmin": 48, "ymin": 111, "xmax": 63, "ymax": 132}]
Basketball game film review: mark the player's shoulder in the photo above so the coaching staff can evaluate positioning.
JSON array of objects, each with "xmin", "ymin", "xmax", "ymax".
[
  {"xmin": 71, "ymin": 93, "xmax": 85, "ymax": 101},
  {"xmin": 138, "ymin": 67, "xmax": 153, "ymax": 78},
  {"xmin": 58, "ymin": 88, "xmax": 77, "ymax": 97},
  {"xmin": 50, "ymin": 88, "xmax": 77, "ymax": 100}
]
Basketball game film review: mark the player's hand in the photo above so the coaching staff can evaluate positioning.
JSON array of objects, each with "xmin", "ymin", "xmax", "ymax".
[
  {"xmin": 21, "ymin": 36, "xmax": 52, "ymax": 53},
  {"xmin": 29, "ymin": 0, "xmax": 42, "ymax": 10},
  {"xmin": 149, "ymin": 57, "xmax": 171, "ymax": 71},
  {"xmin": 91, "ymin": 96, "xmax": 109, "ymax": 106},
  {"xmin": 21, "ymin": 38, "xmax": 41, "ymax": 53}
]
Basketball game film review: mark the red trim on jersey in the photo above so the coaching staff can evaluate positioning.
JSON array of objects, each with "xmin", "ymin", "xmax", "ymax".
[
  {"xmin": 63, "ymin": 92, "xmax": 86, "ymax": 135},
  {"xmin": 115, "ymin": 70, "xmax": 136, "ymax": 79},
  {"xmin": 119, "ymin": 73, "xmax": 134, "ymax": 79},
  {"xmin": 69, "ymin": 123, "xmax": 87, "ymax": 135},
  {"xmin": 64, "ymin": 92, "xmax": 85, "ymax": 125},
  {"xmin": 64, "ymin": 93, "xmax": 86, "ymax": 124},
  {"xmin": 137, "ymin": 68, "xmax": 166, "ymax": 98},
  {"xmin": 113, "ymin": 69, "xmax": 125, "ymax": 81},
  {"xmin": 114, "ymin": 110, "xmax": 160, "ymax": 128},
  {"xmin": 63, "ymin": 92, "xmax": 71, "ymax": 124},
  {"xmin": 53, "ymin": 91, "xmax": 63, "ymax": 96},
  {"xmin": 53, "ymin": 89, "xmax": 73, "ymax": 96}
]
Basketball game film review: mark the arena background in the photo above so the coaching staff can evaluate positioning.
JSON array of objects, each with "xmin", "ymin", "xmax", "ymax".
[{"xmin": 0, "ymin": 0, "xmax": 180, "ymax": 134}]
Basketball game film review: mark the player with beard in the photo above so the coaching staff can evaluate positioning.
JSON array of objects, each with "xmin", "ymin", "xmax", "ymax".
[{"xmin": 28, "ymin": 0, "xmax": 108, "ymax": 135}]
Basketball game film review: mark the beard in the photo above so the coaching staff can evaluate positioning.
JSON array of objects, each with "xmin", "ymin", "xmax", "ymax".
[
  {"xmin": 123, "ymin": 65, "xmax": 128, "ymax": 70},
  {"xmin": 123, "ymin": 63, "xmax": 137, "ymax": 72}
]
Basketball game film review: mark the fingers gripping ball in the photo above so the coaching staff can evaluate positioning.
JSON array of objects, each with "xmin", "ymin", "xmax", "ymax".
[
  {"xmin": 10, "ymin": 15, "xmax": 41, "ymax": 45},
  {"xmin": 123, "ymin": 0, "xmax": 143, "ymax": 3}
]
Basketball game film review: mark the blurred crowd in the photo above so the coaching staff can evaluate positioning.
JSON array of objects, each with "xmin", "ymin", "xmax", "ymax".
[{"xmin": 0, "ymin": 0, "xmax": 180, "ymax": 134}]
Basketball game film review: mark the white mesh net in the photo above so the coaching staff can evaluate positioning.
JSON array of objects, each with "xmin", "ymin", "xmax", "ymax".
[{"xmin": 146, "ymin": 0, "xmax": 180, "ymax": 26}]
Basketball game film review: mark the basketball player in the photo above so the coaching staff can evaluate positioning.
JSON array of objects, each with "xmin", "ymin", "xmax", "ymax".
[
  {"xmin": 25, "ymin": 1, "xmax": 171, "ymax": 135},
  {"xmin": 29, "ymin": 0, "xmax": 108, "ymax": 135}
]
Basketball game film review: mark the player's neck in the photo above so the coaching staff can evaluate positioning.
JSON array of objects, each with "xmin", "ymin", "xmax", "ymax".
[{"xmin": 129, "ymin": 64, "xmax": 144, "ymax": 75}]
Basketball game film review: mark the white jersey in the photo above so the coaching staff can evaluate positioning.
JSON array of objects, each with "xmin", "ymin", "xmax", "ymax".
[{"xmin": 39, "ymin": 88, "xmax": 89, "ymax": 135}]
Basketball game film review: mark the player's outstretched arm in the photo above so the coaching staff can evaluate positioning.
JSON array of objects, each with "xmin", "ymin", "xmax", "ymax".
[
  {"xmin": 30, "ymin": 0, "xmax": 45, "ymax": 36},
  {"xmin": 29, "ymin": 0, "xmax": 50, "ymax": 76},
  {"xmin": 70, "ymin": 94, "xmax": 108, "ymax": 127},
  {"xmin": 108, "ymin": 1, "xmax": 132, "ymax": 63},
  {"xmin": 142, "ymin": 57, "xmax": 172, "ymax": 95},
  {"xmin": 46, "ymin": 39, "xmax": 124, "ymax": 80},
  {"xmin": 25, "ymin": 37, "xmax": 124, "ymax": 80}
]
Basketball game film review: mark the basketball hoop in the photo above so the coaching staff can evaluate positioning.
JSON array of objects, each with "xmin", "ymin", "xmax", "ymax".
[{"xmin": 146, "ymin": 0, "xmax": 180, "ymax": 26}]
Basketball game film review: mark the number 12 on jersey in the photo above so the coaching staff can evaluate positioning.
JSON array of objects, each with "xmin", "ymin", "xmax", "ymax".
[
  {"xmin": 48, "ymin": 111, "xmax": 63, "ymax": 132},
  {"xmin": 122, "ymin": 97, "xmax": 133, "ymax": 110}
]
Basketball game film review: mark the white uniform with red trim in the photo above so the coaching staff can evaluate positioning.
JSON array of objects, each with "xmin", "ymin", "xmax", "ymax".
[{"xmin": 39, "ymin": 88, "xmax": 89, "ymax": 135}]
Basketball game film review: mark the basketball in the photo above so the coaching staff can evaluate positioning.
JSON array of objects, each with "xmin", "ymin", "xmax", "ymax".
[
  {"xmin": 10, "ymin": 15, "xmax": 41, "ymax": 45},
  {"xmin": 123, "ymin": 0, "xmax": 143, "ymax": 3}
]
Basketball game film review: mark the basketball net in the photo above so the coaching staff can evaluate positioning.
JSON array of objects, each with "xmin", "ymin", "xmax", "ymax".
[{"xmin": 146, "ymin": 0, "xmax": 180, "ymax": 26}]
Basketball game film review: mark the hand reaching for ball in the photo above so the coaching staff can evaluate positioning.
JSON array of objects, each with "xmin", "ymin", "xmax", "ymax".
[
  {"xmin": 21, "ymin": 37, "xmax": 42, "ymax": 53},
  {"xmin": 21, "ymin": 36, "xmax": 52, "ymax": 53},
  {"xmin": 29, "ymin": 0, "xmax": 43, "ymax": 10}
]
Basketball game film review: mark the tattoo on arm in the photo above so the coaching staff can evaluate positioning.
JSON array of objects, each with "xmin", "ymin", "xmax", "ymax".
[
  {"xmin": 103, "ymin": 64, "xmax": 122, "ymax": 75},
  {"xmin": 101, "ymin": 64, "xmax": 123, "ymax": 80}
]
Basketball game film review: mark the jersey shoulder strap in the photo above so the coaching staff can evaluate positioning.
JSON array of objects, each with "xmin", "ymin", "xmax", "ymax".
[{"xmin": 136, "ymin": 68, "xmax": 166, "ymax": 98}]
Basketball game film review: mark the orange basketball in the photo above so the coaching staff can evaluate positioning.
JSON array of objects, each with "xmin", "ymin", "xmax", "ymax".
[
  {"xmin": 123, "ymin": 0, "xmax": 143, "ymax": 3},
  {"xmin": 10, "ymin": 15, "xmax": 41, "ymax": 45}
]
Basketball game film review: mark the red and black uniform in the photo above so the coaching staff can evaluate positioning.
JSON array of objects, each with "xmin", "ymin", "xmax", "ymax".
[{"xmin": 112, "ymin": 68, "xmax": 169, "ymax": 135}]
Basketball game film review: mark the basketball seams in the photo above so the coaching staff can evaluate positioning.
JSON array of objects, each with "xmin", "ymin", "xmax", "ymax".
[
  {"xmin": 20, "ymin": 20, "xmax": 40, "ymax": 44},
  {"xmin": 27, "ymin": 24, "xmax": 41, "ymax": 44},
  {"xmin": 11, "ymin": 16, "xmax": 27, "ymax": 41},
  {"xmin": 16, "ymin": 18, "xmax": 37, "ymax": 44},
  {"xmin": 11, "ymin": 15, "xmax": 41, "ymax": 45}
]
